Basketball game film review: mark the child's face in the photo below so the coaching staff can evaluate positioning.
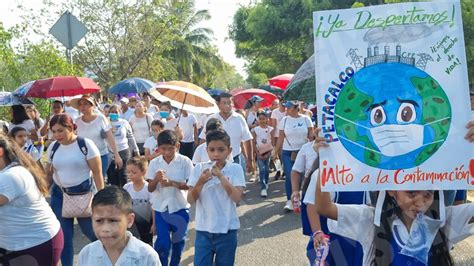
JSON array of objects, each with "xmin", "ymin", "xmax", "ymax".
[
  {"xmin": 92, "ymin": 205, "xmax": 134, "ymax": 250},
  {"xmin": 258, "ymin": 115, "xmax": 268, "ymax": 126},
  {"xmin": 207, "ymin": 140, "xmax": 231, "ymax": 166},
  {"xmin": 151, "ymin": 125, "xmax": 163, "ymax": 136},
  {"xmin": 14, "ymin": 131, "xmax": 28, "ymax": 147},
  {"xmin": 388, "ymin": 190, "xmax": 434, "ymax": 221},
  {"xmin": 126, "ymin": 164, "xmax": 145, "ymax": 183},
  {"xmin": 159, "ymin": 143, "xmax": 178, "ymax": 161}
]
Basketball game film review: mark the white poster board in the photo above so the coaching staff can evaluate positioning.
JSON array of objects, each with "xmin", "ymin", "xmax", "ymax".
[{"xmin": 314, "ymin": 0, "xmax": 473, "ymax": 191}]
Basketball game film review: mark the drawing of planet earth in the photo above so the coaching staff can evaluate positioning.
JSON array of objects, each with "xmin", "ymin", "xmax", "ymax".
[{"xmin": 334, "ymin": 62, "xmax": 451, "ymax": 170}]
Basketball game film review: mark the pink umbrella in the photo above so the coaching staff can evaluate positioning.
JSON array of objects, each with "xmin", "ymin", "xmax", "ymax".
[
  {"xmin": 268, "ymin": 73, "xmax": 294, "ymax": 90},
  {"xmin": 26, "ymin": 76, "xmax": 101, "ymax": 98},
  {"xmin": 232, "ymin": 89, "xmax": 277, "ymax": 109}
]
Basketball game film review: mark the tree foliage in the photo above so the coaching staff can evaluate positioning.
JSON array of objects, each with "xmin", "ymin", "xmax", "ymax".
[{"xmin": 230, "ymin": 0, "xmax": 473, "ymax": 88}]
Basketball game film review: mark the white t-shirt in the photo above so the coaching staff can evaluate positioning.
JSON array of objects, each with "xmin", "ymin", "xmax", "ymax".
[
  {"xmin": 121, "ymin": 108, "xmax": 135, "ymax": 121},
  {"xmin": 75, "ymin": 115, "xmax": 111, "ymax": 155},
  {"xmin": 246, "ymin": 111, "xmax": 257, "ymax": 126},
  {"xmin": 252, "ymin": 126, "xmax": 274, "ymax": 153},
  {"xmin": 279, "ymin": 115, "xmax": 313, "ymax": 151},
  {"xmin": 292, "ymin": 140, "xmax": 318, "ymax": 177},
  {"xmin": 8, "ymin": 119, "xmax": 35, "ymax": 133},
  {"xmin": 327, "ymin": 203, "xmax": 474, "ymax": 266},
  {"xmin": 178, "ymin": 114, "xmax": 197, "ymax": 143},
  {"xmin": 199, "ymin": 112, "xmax": 253, "ymax": 157},
  {"xmin": 110, "ymin": 119, "xmax": 132, "ymax": 151},
  {"xmin": 164, "ymin": 118, "xmax": 178, "ymax": 130},
  {"xmin": 123, "ymin": 182, "xmax": 152, "ymax": 222},
  {"xmin": 23, "ymin": 142, "xmax": 41, "ymax": 162},
  {"xmin": 188, "ymin": 161, "xmax": 246, "ymax": 233},
  {"xmin": 64, "ymin": 106, "xmax": 79, "ymax": 120},
  {"xmin": 303, "ymin": 169, "xmax": 335, "ymax": 205},
  {"xmin": 47, "ymin": 138, "xmax": 101, "ymax": 187},
  {"xmin": 143, "ymin": 136, "xmax": 158, "ymax": 155},
  {"xmin": 192, "ymin": 143, "xmax": 209, "ymax": 164},
  {"xmin": 145, "ymin": 154, "xmax": 193, "ymax": 213},
  {"xmin": 78, "ymin": 231, "xmax": 160, "ymax": 266},
  {"xmin": 0, "ymin": 164, "xmax": 60, "ymax": 250},
  {"xmin": 146, "ymin": 104, "xmax": 160, "ymax": 116},
  {"xmin": 271, "ymin": 108, "xmax": 286, "ymax": 137},
  {"xmin": 129, "ymin": 114, "xmax": 153, "ymax": 143}
]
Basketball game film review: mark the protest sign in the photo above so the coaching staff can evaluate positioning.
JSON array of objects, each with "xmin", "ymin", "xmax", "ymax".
[{"xmin": 314, "ymin": 0, "xmax": 473, "ymax": 191}]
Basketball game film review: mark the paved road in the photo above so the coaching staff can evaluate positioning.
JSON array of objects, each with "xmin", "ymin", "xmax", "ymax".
[{"xmin": 72, "ymin": 177, "xmax": 474, "ymax": 265}]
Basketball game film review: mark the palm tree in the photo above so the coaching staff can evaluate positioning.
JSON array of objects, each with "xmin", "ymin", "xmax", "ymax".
[{"xmin": 167, "ymin": 2, "xmax": 222, "ymax": 82}]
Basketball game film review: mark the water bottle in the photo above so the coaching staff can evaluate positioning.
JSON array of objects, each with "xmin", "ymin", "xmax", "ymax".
[
  {"xmin": 292, "ymin": 196, "xmax": 301, "ymax": 213},
  {"xmin": 315, "ymin": 235, "xmax": 330, "ymax": 266}
]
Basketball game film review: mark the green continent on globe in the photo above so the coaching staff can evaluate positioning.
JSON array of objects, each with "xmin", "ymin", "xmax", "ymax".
[
  {"xmin": 334, "ymin": 79, "xmax": 381, "ymax": 167},
  {"xmin": 412, "ymin": 76, "xmax": 451, "ymax": 165}
]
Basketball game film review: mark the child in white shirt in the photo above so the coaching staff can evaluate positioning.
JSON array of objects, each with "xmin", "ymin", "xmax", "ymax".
[
  {"xmin": 78, "ymin": 186, "xmax": 160, "ymax": 266},
  {"xmin": 251, "ymin": 111, "xmax": 274, "ymax": 197},
  {"xmin": 123, "ymin": 156, "xmax": 153, "ymax": 245},
  {"xmin": 145, "ymin": 130, "xmax": 193, "ymax": 266},
  {"xmin": 9, "ymin": 126, "xmax": 41, "ymax": 162},
  {"xmin": 187, "ymin": 129, "xmax": 246, "ymax": 265}
]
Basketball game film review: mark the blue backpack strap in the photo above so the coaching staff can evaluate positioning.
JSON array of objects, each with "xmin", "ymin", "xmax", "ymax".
[
  {"xmin": 49, "ymin": 141, "xmax": 61, "ymax": 161},
  {"xmin": 76, "ymin": 136, "xmax": 88, "ymax": 157}
]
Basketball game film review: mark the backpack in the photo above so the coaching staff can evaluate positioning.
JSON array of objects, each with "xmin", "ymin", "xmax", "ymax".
[{"xmin": 49, "ymin": 136, "xmax": 88, "ymax": 161}]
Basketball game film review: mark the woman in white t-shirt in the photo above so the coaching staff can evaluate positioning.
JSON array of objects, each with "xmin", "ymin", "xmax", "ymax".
[
  {"xmin": 0, "ymin": 134, "xmax": 63, "ymax": 266},
  {"xmin": 46, "ymin": 113, "xmax": 104, "ymax": 266},
  {"xmin": 107, "ymin": 104, "xmax": 139, "ymax": 187},
  {"xmin": 8, "ymin": 105, "xmax": 37, "ymax": 142},
  {"xmin": 128, "ymin": 101, "xmax": 153, "ymax": 155},
  {"xmin": 177, "ymin": 110, "xmax": 198, "ymax": 159},
  {"xmin": 71, "ymin": 95, "xmax": 123, "ymax": 178},
  {"xmin": 143, "ymin": 93, "xmax": 160, "ymax": 116},
  {"xmin": 274, "ymin": 101, "xmax": 314, "ymax": 211}
]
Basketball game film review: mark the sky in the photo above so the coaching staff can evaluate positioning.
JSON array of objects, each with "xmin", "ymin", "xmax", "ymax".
[{"xmin": 0, "ymin": 0, "xmax": 250, "ymax": 77}]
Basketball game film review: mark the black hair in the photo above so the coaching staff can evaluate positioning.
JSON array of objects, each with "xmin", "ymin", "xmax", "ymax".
[
  {"xmin": 157, "ymin": 129, "xmax": 178, "ymax": 146},
  {"xmin": 52, "ymin": 100, "xmax": 64, "ymax": 107},
  {"xmin": 92, "ymin": 186, "xmax": 133, "ymax": 214},
  {"xmin": 257, "ymin": 111, "xmax": 268, "ymax": 118},
  {"xmin": 160, "ymin": 101, "xmax": 172, "ymax": 110},
  {"xmin": 373, "ymin": 191, "xmax": 453, "ymax": 265},
  {"xmin": 151, "ymin": 119, "xmax": 164, "ymax": 128},
  {"xmin": 11, "ymin": 105, "xmax": 30, "ymax": 125},
  {"xmin": 215, "ymin": 92, "xmax": 232, "ymax": 103},
  {"xmin": 206, "ymin": 129, "xmax": 231, "ymax": 147},
  {"xmin": 205, "ymin": 118, "xmax": 223, "ymax": 132},
  {"xmin": 9, "ymin": 126, "xmax": 27, "ymax": 138}
]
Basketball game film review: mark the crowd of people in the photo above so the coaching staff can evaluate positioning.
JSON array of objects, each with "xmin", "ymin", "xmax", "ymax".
[{"xmin": 0, "ymin": 90, "xmax": 473, "ymax": 266}]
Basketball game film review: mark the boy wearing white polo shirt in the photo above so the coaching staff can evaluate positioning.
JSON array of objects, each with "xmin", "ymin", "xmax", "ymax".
[
  {"xmin": 146, "ymin": 130, "xmax": 193, "ymax": 266},
  {"xmin": 187, "ymin": 129, "xmax": 246, "ymax": 266}
]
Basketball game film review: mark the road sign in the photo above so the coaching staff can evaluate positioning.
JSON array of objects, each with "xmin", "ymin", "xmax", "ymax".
[{"xmin": 49, "ymin": 11, "xmax": 88, "ymax": 50}]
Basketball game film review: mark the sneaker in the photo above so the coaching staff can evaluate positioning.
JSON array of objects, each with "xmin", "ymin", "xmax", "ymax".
[
  {"xmin": 284, "ymin": 200, "xmax": 294, "ymax": 211},
  {"xmin": 249, "ymin": 176, "xmax": 257, "ymax": 182},
  {"xmin": 274, "ymin": 171, "xmax": 281, "ymax": 180},
  {"xmin": 261, "ymin": 189, "xmax": 267, "ymax": 197}
]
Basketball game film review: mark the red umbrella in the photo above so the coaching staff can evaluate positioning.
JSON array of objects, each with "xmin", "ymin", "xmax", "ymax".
[
  {"xmin": 268, "ymin": 73, "xmax": 294, "ymax": 90},
  {"xmin": 26, "ymin": 76, "xmax": 101, "ymax": 98},
  {"xmin": 232, "ymin": 89, "xmax": 277, "ymax": 109}
]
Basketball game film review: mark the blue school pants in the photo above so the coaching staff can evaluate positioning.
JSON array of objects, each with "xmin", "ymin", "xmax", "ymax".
[
  {"xmin": 154, "ymin": 209, "xmax": 189, "ymax": 266},
  {"xmin": 194, "ymin": 230, "xmax": 238, "ymax": 266}
]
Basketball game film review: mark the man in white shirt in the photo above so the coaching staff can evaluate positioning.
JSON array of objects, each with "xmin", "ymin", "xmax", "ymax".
[
  {"xmin": 120, "ymin": 97, "xmax": 135, "ymax": 121},
  {"xmin": 64, "ymin": 100, "xmax": 80, "ymax": 121},
  {"xmin": 199, "ymin": 92, "xmax": 254, "ymax": 172}
]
